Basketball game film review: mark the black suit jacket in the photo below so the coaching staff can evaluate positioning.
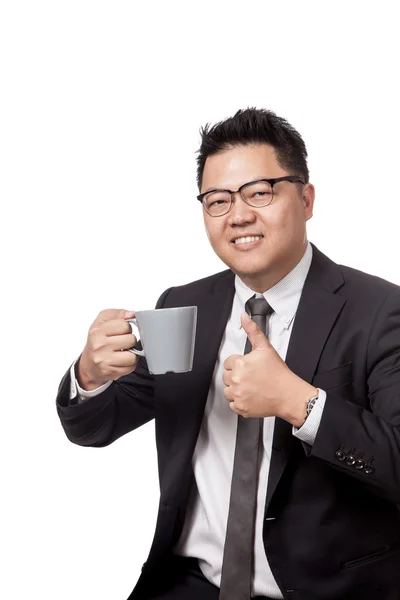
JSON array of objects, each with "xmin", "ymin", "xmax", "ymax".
[{"xmin": 57, "ymin": 243, "xmax": 400, "ymax": 600}]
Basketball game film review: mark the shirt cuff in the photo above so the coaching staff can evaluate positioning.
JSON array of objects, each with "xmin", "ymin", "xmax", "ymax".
[
  {"xmin": 292, "ymin": 388, "xmax": 326, "ymax": 445},
  {"xmin": 69, "ymin": 359, "xmax": 113, "ymax": 403}
]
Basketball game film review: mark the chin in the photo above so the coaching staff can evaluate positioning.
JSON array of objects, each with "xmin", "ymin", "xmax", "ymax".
[{"xmin": 231, "ymin": 263, "xmax": 271, "ymax": 280}]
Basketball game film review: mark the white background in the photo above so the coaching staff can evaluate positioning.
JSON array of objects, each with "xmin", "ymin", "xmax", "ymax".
[{"xmin": 1, "ymin": 1, "xmax": 399, "ymax": 599}]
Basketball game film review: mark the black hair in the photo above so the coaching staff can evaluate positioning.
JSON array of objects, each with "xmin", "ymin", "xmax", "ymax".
[{"xmin": 196, "ymin": 107, "xmax": 309, "ymax": 189}]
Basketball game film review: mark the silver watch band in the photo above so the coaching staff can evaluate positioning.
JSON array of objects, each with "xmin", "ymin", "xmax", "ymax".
[{"xmin": 304, "ymin": 393, "xmax": 319, "ymax": 421}]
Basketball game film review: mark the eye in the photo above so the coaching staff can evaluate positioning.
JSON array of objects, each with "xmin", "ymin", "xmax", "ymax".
[
  {"xmin": 209, "ymin": 198, "xmax": 229, "ymax": 207},
  {"xmin": 243, "ymin": 181, "xmax": 273, "ymax": 204},
  {"xmin": 205, "ymin": 192, "xmax": 230, "ymax": 208},
  {"xmin": 252, "ymin": 190, "xmax": 270, "ymax": 198}
]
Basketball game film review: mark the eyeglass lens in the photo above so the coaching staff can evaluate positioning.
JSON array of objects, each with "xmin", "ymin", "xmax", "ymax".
[{"xmin": 203, "ymin": 180, "xmax": 273, "ymax": 216}]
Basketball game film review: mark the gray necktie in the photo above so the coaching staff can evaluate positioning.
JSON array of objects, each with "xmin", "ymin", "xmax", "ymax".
[{"xmin": 219, "ymin": 295, "xmax": 273, "ymax": 600}]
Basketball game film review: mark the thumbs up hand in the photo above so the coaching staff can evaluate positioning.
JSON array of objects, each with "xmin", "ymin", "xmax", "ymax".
[{"xmin": 222, "ymin": 312, "xmax": 318, "ymax": 426}]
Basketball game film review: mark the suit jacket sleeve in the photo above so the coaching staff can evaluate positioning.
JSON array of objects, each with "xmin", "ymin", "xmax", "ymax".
[
  {"xmin": 309, "ymin": 287, "xmax": 400, "ymax": 503},
  {"xmin": 56, "ymin": 287, "xmax": 173, "ymax": 447}
]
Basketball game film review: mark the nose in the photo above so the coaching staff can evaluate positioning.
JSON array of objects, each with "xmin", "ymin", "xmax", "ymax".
[{"xmin": 227, "ymin": 192, "xmax": 257, "ymax": 226}]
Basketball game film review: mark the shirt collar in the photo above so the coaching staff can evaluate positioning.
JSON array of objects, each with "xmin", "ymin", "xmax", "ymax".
[{"xmin": 235, "ymin": 241, "xmax": 313, "ymax": 330}]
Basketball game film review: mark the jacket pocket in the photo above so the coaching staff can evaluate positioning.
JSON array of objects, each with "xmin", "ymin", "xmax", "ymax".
[
  {"xmin": 342, "ymin": 540, "xmax": 400, "ymax": 570},
  {"xmin": 312, "ymin": 361, "xmax": 352, "ymax": 390}
]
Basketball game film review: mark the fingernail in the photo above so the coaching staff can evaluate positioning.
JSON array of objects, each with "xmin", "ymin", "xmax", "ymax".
[{"xmin": 125, "ymin": 310, "xmax": 134, "ymax": 318}]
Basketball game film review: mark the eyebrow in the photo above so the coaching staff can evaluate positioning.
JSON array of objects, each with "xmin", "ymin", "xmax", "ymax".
[{"xmin": 203, "ymin": 177, "xmax": 269, "ymax": 194}]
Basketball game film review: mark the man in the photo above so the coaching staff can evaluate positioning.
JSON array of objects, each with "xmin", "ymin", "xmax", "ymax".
[{"xmin": 56, "ymin": 108, "xmax": 400, "ymax": 600}]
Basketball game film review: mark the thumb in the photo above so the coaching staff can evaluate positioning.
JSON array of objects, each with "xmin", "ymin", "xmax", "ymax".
[
  {"xmin": 124, "ymin": 310, "xmax": 135, "ymax": 319},
  {"xmin": 96, "ymin": 309, "xmax": 135, "ymax": 324},
  {"xmin": 241, "ymin": 312, "xmax": 270, "ymax": 350}
]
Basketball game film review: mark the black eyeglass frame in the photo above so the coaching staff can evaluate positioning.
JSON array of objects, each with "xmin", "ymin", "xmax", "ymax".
[{"xmin": 197, "ymin": 176, "xmax": 305, "ymax": 216}]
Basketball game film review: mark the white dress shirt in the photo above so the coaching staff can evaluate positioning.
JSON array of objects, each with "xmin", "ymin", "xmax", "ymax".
[{"xmin": 70, "ymin": 241, "xmax": 326, "ymax": 598}]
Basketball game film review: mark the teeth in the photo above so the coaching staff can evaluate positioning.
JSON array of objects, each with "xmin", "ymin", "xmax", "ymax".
[{"xmin": 234, "ymin": 236, "xmax": 263, "ymax": 245}]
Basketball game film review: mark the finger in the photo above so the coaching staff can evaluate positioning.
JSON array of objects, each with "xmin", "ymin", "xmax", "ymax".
[
  {"xmin": 241, "ymin": 312, "xmax": 270, "ymax": 350},
  {"xmin": 110, "ymin": 368, "xmax": 137, "ymax": 380},
  {"xmin": 108, "ymin": 349, "xmax": 140, "ymax": 369},
  {"xmin": 229, "ymin": 402, "xmax": 238, "ymax": 414},
  {"xmin": 231, "ymin": 357, "xmax": 245, "ymax": 384},
  {"xmin": 223, "ymin": 386, "xmax": 234, "ymax": 402},
  {"xmin": 222, "ymin": 370, "xmax": 232, "ymax": 387},
  {"xmin": 224, "ymin": 354, "xmax": 241, "ymax": 371},
  {"xmin": 96, "ymin": 309, "xmax": 133, "ymax": 324},
  {"xmin": 100, "ymin": 319, "xmax": 134, "ymax": 336},
  {"xmin": 124, "ymin": 310, "xmax": 135, "ymax": 319},
  {"xmin": 108, "ymin": 333, "xmax": 138, "ymax": 351},
  {"xmin": 100, "ymin": 362, "xmax": 140, "ymax": 381},
  {"xmin": 229, "ymin": 402, "xmax": 247, "ymax": 417}
]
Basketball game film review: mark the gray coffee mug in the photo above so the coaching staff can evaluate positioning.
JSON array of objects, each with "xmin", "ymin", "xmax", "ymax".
[{"xmin": 126, "ymin": 306, "xmax": 197, "ymax": 375}]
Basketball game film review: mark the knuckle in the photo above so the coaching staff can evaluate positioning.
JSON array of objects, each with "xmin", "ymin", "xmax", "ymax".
[
  {"xmin": 98, "ymin": 308, "xmax": 122, "ymax": 321},
  {"xmin": 97, "ymin": 310, "xmax": 111, "ymax": 323},
  {"xmin": 91, "ymin": 340, "xmax": 105, "ymax": 353},
  {"xmin": 102, "ymin": 361, "xmax": 116, "ymax": 377},
  {"xmin": 236, "ymin": 400, "xmax": 246, "ymax": 413},
  {"xmin": 235, "ymin": 401, "xmax": 247, "ymax": 415},
  {"xmin": 90, "ymin": 324, "xmax": 102, "ymax": 338},
  {"xmin": 92, "ymin": 354, "xmax": 103, "ymax": 366}
]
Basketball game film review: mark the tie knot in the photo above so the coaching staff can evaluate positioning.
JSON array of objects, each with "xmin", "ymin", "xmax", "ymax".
[{"xmin": 245, "ymin": 295, "xmax": 273, "ymax": 318}]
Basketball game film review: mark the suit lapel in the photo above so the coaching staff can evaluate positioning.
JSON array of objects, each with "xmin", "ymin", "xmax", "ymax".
[
  {"xmin": 190, "ymin": 271, "xmax": 236, "ymax": 433},
  {"xmin": 265, "ymin": 244, "xmax": 346, "ymax": 512},
  {"xmin": 167, "ymin": 271, "xmax": 236, "ymax": 463}
]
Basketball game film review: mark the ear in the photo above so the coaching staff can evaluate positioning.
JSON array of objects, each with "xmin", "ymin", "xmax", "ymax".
[{"xmin": 302, "ymin": 183, "xmax": 315, "ymax": 221}]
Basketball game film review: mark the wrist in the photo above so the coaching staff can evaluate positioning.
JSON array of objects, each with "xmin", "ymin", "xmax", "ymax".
[
  {"xmin": 76, "ymin": 354, "xmax": 108, "ymax": 391},
  {"xmin": 282, "ymin": 380, "xmax": 319, "ymax": 427}
]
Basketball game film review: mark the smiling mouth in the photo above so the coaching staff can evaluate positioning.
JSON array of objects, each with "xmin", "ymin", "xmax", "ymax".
[{"xmin": 233, "ymin": 235, "xmax": 264, "ymax": 245}]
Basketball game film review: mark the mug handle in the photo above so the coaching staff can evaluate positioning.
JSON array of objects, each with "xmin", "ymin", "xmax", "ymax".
[{"xmin": 126, "ymin": 318, "xmax": 145, "ymax": 356}]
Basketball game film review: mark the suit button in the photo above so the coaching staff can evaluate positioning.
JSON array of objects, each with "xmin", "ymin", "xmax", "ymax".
[
  {"xmin": 335, "ymin": 445, "xmax": 346, "ymax": 461},
  {"xmin": 345, "ymin": 448, "xmax": 356, "ymax": 466},
  {"xmin": 355, "ymin": 458, "xmax": 365, "ymax": 470},
  {"xmin": 364, "ymin": 462, "xmax": 375, "ymax": 475}
]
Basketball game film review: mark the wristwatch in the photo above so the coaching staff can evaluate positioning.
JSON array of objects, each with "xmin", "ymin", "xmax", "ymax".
[{"xmin": 304, "ymin": 392, "xmax": 319, "ymax": 422}]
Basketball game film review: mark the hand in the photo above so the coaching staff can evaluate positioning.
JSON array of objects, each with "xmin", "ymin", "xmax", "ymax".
[
  {"xmin": 223, "ymin": 312, "xmax": 318, "ymax": 426},
  {"xmin": 77, "ymin": 309, "xmax": 140, "ymax": 390}
]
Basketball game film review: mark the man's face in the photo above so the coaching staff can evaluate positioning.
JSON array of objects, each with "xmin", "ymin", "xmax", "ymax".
[{"xmin": 200, "ymin": 144, "xmax": 315, "ymax": 291}]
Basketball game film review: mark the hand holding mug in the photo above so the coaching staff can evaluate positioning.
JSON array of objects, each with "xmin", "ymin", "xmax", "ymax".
[{"xmin": 78, "ymin": 309, "xmax": 139, "ymax": 390}]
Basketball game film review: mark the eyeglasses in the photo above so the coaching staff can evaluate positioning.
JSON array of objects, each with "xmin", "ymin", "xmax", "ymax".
[{"xmin": 197, "ymin": 176, "xmax": 305, "ymax": 217}]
